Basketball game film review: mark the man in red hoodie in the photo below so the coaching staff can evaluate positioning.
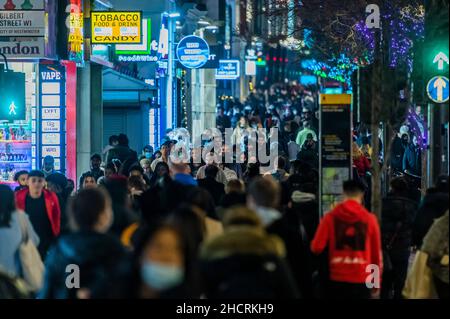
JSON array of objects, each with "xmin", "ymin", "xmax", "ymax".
[
  {"xmin": 311, "ymin": 180, "xmax": 382, "ymax": 299},
  {"xmin": 15, "ymin": 170, "xmax": 61, "ymax": 259}
]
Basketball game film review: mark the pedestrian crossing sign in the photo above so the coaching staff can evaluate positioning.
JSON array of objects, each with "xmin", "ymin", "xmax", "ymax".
[{"xmin": 0, "ymin": 71, "xmax": 26, "ymax": 121}]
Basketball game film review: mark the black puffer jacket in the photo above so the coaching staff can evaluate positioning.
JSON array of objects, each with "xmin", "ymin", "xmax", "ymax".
[
  {"xmin": 381, "ymin": 194, "xmax": 418, "ymax": 249},
  {"xmin": 200, "ymin": 226, "xmax": 300, "ymax": 298},
  {"xmin": 201, "ymin": 254, "xmax": 299, "ymax": 299},
  {"xmin": 267, "ymin": 211, "xmax": 313, "ymax": 298},
  {"xmin": 38, "ymin": 231, "xmax": 129, "ymax": 299}
]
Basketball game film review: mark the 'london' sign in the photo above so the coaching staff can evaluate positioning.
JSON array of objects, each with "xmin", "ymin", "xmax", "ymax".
[{"xmin": 0, "ymin": 39, "xmax": 45, "ymax": 58}]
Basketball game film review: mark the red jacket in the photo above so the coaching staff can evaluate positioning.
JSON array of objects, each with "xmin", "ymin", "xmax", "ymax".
[
  {"xmin": 15, "ymin": 188, "xmax": 61, "ymax": 236},
  {"xmin": 311, "ymin": 200, "xmax": 382, "ymax": 284},
  {"xmin": 353, "ymin": 156, "xmax": 371, "ymax": 177}
]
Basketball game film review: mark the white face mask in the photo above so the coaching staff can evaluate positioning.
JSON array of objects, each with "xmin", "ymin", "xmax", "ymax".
[{"xmin": 141, "ymin": 261, "xmax": 184, "ymax": 291}]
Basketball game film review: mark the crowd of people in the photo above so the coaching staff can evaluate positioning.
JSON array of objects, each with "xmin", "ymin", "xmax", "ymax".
[{"xmin": 0, "ymin": 85, "xmax": 448, "ymax": 299}]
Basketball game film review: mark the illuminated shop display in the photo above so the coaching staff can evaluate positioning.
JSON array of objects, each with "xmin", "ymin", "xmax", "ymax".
[
  {"xmin": 0, "ymin": 63, "xmax": 35, "ymax": 185},
  {"xmin": 38, "ymin": 63, "xmax": 66, "ymax": 172}
]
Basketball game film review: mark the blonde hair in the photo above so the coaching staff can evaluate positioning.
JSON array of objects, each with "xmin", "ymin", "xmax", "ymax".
[{"xmin": 352, "ymin": 142, "xmax": 364, "ymax": 160}]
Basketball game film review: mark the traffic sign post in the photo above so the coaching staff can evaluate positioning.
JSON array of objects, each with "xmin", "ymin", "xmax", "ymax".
[
  {"xmin": 427, "ymin": 76, "xmax": 449, "ymax": 103},
  {"xmin": 176, "ymin": 35, "xmax": 210, "ymax": 69}
]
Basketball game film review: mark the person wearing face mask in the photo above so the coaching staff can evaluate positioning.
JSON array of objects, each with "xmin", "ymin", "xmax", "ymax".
[
  {"xmin": 142, "ymin": 145, "xmax": 154, "ymax": 161},
  {"xmin": 297, "ymin": 133, "xmax": 318, "ymax": 169},
  {"xmin": 128, "ymin": 224, "xmax": 201, "ymax": 298},
  {"xmin": 403, "ymin": 134, "xmax": 422, "ymax": 177},
  {"xmin": 390, "ymin": 127, "xmax": 409, "ymax": 175},
  {"xmin": 38, "ymin": 188, "xmax": 128, "ymax": 299},
  {"xmin": 79, "ymin": 154, "xmax": 104, "ymax": 187},
  {"xmin": 42, "ymin": 156, "xmax": 56, "ymax": 178}
]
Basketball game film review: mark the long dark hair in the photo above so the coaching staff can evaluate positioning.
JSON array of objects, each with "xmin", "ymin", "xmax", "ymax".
[
  {"xmin": 148, "ymin": 161, "xmax": 170, "ymax": 188},
  {"xmin": 0, "ymin": 185, "xmax": 16, "ymax": 227}
]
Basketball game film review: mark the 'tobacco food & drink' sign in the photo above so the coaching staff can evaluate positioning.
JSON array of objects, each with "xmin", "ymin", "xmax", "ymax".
[{"xmin": 91, "ymin": 11, "xmax": 142, "ymax": 44}]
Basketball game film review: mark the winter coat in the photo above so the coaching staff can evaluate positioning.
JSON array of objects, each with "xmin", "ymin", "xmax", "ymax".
[
  {"xmin": 216, "ymin": 115, "xmax": 231, "ymax": 132},
  {"xmin": 198, "ymin": 177, "xmax": 225, "ymax": 206},
  {"xmin": 38, "ymin": 231, "xmax": 128, "ymax": 299},
  {"xmin": 196, "ymin": 165, "xmax": 228, "ymax": 185},
  {"xmin": 421, "ymin": 212, "xmax": 449, "ymax": 284},
  {"xmin": 139, "ymin": 176, "xmax": 199, "ymax": 222},
  {"xmin": 297, "ymin": 147, "xmax": 318, "ymax": 169},
  {"xmin": 0, "ymin": 211, "xmax": 39, "ymax": 277},
  {"xmin": 219, "ymin": 192, "xmax": 246, "ymax": 209},
  {"xmin": 381, "ymin": 194, "xmax": 417, "ymax": 250},
  {"xmin": 413, "ymin": 190, "xmax": 449, "ymax": 247},
  {"xmin": 290, "ymin": 191, "xmax": 319, "ymax": 241},
  {"xmin": 390, "ymin": 136, "xmax": 407, "ymax": 171},
  {"xmin": 106, "ymin": 145, "xmax": 138, "ymax": 165},
  {"xmin": 295, "ymin": 128, "xmax": 317, "ymax": 149},
  {"xmin": 403, "ymin": 144, "xmax": 421, "ymax": 176},
  {"xmin": 353, "ymin": 155, "xmax": 371, "ymax": 177},
  {"xmin": 267, "ymin": 209, "xmax": 314, "ymax": 298},
  {"xmin": 15, "ymin": 189, "xmax": 61, "ymax": 236},
  {"xmin": 200, "ymin": 225, "xmax": 300, "ymax": 298}
]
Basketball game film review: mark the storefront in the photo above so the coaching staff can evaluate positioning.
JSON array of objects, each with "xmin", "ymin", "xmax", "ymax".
[
  {"xmin": 102, "ymin": 68, "xmax": 156, "ymax": 153},
  {"xmin": 0, "ymin": 0, "xmax": 77, "ymax": 187}
]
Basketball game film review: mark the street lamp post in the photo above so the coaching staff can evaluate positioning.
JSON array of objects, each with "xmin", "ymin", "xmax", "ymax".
[{"xmin": 166, "ymin": 1, "xmax": 179, "ymax": 130}]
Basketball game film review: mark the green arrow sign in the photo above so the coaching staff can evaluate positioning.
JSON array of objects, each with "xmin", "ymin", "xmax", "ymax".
[{"xmin": 433, "ymin": 52, "xmax": 449, "ymax": 70}]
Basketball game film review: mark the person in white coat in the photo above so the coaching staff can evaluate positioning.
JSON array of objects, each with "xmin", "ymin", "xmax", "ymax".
[{"xmin": 0, "ymin": 185, "xmax": 39, "ymax": 277}]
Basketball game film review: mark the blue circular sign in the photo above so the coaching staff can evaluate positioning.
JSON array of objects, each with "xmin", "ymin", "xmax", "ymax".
[
  {"xmin": 176, "ymin": 35, "xmax": 210, "ymax": 69},
  {"xmin": 427, "ymin": 76, "xmax": 449, "ymax": 103}
]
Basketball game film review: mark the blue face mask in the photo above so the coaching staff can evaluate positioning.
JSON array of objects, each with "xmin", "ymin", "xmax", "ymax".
[
  {"xmin": 141, "ymin": 261, "xmax": 184, "ymax": 291},
  {"xmin": 145, "ymin": 152, "xmax": 152, "ymax": 159}
]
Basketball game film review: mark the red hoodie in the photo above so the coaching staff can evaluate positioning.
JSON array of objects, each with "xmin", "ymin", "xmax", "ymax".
[{"xmin": 311, "ymin": 200, "xmax": 382, "ymax": 284}]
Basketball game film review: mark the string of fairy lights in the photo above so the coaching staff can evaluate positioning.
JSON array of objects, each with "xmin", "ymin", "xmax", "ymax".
[
  {"xmin": 180, "ymin": 69, "xmax": 188, "ymax": 128},
  {"xmin": 301, "ymin": 4, "xmax": 424, "ymax": 86}
]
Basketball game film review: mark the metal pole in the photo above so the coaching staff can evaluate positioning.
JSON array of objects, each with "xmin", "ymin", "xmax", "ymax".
[
  {"xmin": 427, "ymin": 102, "xmax": 433, "ymax": 188},
  {"xmin": 167, "ymin": 1, "xmax": 177, "ymax": 129}
]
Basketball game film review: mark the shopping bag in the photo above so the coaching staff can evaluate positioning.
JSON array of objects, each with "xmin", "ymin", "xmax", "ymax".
[{"xmin": 402, "ymin": 250, "xmax": 438, "ymax": 299}]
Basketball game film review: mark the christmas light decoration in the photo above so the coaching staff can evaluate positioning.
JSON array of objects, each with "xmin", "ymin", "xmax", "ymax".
[
  {"xmin": 301, "ymin": 54, "xmax": 359, "ymax": 85},
  {"xmin": 353, "ymin": 3, "xmax": 424, "ymax": 69},
  {"xmin": 406, "ymin": 107, "xmax": 428, "ymax": 150}
]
